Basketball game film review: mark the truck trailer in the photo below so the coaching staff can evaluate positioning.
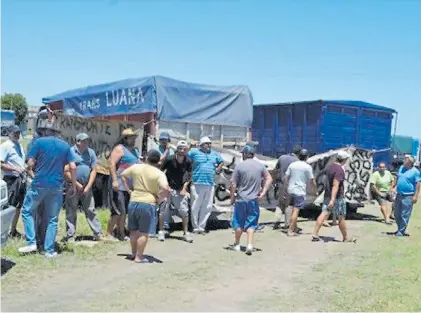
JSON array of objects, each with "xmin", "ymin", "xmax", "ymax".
[{"xmin": 252, "ymin": 100, "xmax": 396, "ymax": 166}]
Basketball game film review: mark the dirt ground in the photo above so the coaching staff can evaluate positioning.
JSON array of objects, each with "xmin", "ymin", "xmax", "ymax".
[{"xmin": 0, "ymin": 202, "xmax": 412, "ymax": 312}]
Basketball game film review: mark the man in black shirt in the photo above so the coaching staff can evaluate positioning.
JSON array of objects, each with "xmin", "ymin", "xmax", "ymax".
[{"xmin": 159, "ymin": 140, "xmax": 193, "ymax": 243}]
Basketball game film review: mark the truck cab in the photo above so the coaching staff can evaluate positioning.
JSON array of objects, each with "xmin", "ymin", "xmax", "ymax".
[{"xmin": 1, "ymin": 179, "xmax": 17, "ymax": 248}]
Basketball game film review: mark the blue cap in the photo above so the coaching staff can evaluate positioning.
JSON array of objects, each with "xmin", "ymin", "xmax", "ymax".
[
  {"xmin": 159, "ymin": 132, "xmax": 170, "ymax": 140},
  {"xmin": 241, "ymin": 145, "xmax": 256, "ymax": 154}
]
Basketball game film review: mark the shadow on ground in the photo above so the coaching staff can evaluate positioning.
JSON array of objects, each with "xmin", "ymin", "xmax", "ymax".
[
  {"xmin": 117, "ymin": 253, "xmax": 164, "ymax": 263},
  {"xmin": 1, "ymin": 258, "xmax": 16, "ymax": 276}
]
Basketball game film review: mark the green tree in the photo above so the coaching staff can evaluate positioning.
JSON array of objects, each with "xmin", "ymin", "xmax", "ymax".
[{"xmin": 1, "ymin": 93, "xmax": 29, "ymax": 125}]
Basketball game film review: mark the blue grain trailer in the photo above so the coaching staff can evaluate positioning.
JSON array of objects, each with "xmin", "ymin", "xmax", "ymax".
[{"xmin": 252, "ymin": 100, "xmax": 396, "ymax": 165}]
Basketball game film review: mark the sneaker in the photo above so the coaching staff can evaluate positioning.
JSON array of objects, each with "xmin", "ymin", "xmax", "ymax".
[
  {"xmin": 245, "ymin": 244, "xmax": 253, "ymax": 255},
  {"xmin": 193, "ymin": 229, "xmax": 201, "ymax": 234},
  {"xmin": 183, "ymin": 232, "xmax": 193, "ymax": 243},
  {"xmin": 157, "ymin": 231, "xmax": 166, "ymax": 241},
  {"xmin": 44, "ymin": 252, "xmax": 58, "ymax": 259},
  {"xmin": 18, "ymin": 244, "xmax": 37, "ymax": 254},
  {"xmin": 93, "ymin": 234, "xmax": 104, "ymax": 241},
  {"xmin": 231, "ymin": 244, "xmax": 241, "ymax": 252}
]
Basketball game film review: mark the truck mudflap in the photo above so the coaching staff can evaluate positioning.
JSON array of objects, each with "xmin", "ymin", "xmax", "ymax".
[{"xmin": 1, "ymin": 206, "xmax": 17, "ymax": 249}]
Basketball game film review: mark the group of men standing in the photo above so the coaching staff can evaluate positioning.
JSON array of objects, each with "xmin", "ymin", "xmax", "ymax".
[{"xmin": 1, "ymin": 122, "xmax": 420, "ymax": 261}]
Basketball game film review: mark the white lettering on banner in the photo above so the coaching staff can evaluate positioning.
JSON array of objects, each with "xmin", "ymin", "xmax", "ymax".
[
  {"xmin": 56, "ymin": 114, "xmax": 144, "ymax": 175},
  {"xmin": 105, "ymin": 87, "xmax": 145, "ymax": 108},
  {"xmin": 77, "ymin": 87, "xmax": 146, "ymax": 112}
]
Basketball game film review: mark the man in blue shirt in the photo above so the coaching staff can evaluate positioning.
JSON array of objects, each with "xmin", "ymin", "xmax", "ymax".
[
  {"xmin": 63, "ymin": 133, "xmax": 103, "ymax": 242},
  {"xmin": 18, "ymin": 122, "xmax": 77, "ymax": 258},
  {"xmin": 393, "ymin": 155, "xmax": 421, "ymax": 236},
  {"xmin": 188, "ymin": 136, "xmax": 224, "ymax": 234}
]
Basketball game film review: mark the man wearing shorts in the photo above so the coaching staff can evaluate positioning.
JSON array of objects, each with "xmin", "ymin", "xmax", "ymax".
[
  {"xmin": 284, "ymin": 149, "xmax": 317, "ymax": 237},
  {"xmin": 370, "ymin": 162, "xmax": 395, "ymax": 224},
  {"xmin": 230, "ymin": 145, "xmax": 272, "ymax": 255},
  {"xmin": 273, "ymin": 145, "xmax": 301, "ymax": 229},
  {"xmin": 312, "ymin": 150, "xmax": 356, "ymax": 243},
  {"xmin": 159, "ymin": 140, "xmax": 193, "ymax": 243},
  {"xmin": 121, "ymin": 149, "xmax": 169, "ymax": 263}
]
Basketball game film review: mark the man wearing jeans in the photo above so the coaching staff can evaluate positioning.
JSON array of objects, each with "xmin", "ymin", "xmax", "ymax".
[
  {"xmin": 393, "ymin": 155, "xmax": 421, "ymax": 236},
  {"xmin": 19, "ymin": 122, "xmax": 77, "ymax": 258},
  {"xmin": 64, "ymin": 133, "xmax": 103, "ymax": 242},
  {"xmin": 188, "ymin": 136, "xmax": 224, "ymax": 234}
]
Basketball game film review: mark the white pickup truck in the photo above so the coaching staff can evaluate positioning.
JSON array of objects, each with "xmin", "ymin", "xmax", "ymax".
[{"xmin": 1, "ymin": 179, "xmax": 16, "ymax": 248}]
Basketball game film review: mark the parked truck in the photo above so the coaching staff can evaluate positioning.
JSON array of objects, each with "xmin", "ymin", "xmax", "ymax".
[
  {"xmin": 252, "ymin": 100, "xmax": 396, "ymax": 166},
  {"xmin": 40, "ymin": 75, "xmax": 254, "ymax": 213},
  {"xmin": 1, "ymin": 110, "xmax": 16, "ymax": 136}
]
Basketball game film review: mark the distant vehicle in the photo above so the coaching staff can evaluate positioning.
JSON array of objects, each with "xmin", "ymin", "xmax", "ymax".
[
  {"xmin": 1, "ymin": 110, "xmax": 16, "ymax": 136},
  {"xmin": 1, "ymin": 179, "xmax": 17, "ymax": 248}
]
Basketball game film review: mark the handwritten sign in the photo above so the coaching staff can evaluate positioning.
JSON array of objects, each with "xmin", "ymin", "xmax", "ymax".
[
  {"xmin": 56, "ymin": 114, "xmax": 144, "ymax": 175},
  {"xmin": 307, "ymin": 147, "xmax": 373, "ymax": 204}
]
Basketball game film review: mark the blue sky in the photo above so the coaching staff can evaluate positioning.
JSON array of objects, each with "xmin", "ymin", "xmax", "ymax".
[{"xmin": 2, "ymin": 0, "xmax": 420, "ymax": 137}]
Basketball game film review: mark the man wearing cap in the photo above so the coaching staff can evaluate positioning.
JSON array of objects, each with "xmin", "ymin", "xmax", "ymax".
[
  {"xmin": 284, "ymin": 149, "xmax": 317, "ymax": 237},
  {"xmin": 121, "ymin": 149, "xmax": 169, "ymax": 263},
  {"xmin": 159, "ymin": 140, "xmax": 194, "ymax": 243},
  {"xmin": 63, "ymin": 133, "xmax": 103, "ymax": 242},
  {"xmin": 273, "ymin": 145, "xmax": 301, "ymax": 230},
  {"xmin": 188, "ymin": 136, "xmax": 224, "ymax": 234},
  {"xmin": 19, "ymin": 122, "xmax": 77, "ymax": 258},
  {"xmin": 312, "ymin": 150, "xmax": 356, "ymax": 243},
  {"xmin": 158, "ymin": 131, "xmax": 175, "ymax": 163},
  {"xmin": 107, "ymin": 128, "xmax": 141, "ymax": 241},
  {"xmin": 0, "ymin": 125, "xmax": 26, "ymax": 238},
  {"xmin": 230, "ymin": 145, "xmax": 272, "ymax": 255},
  {"xmin": 392, "ymin": 155, "xmax": 421, "ymax": 236}
]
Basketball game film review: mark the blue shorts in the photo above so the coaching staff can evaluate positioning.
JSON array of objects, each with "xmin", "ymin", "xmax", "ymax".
[
  {"xmin": 232, "ymin": 200, "xmax": 260, "ymax": 231},
  {"xmin": 289, "ymin": 194, "xmax": 305, "ymax": 209},
  {"xmin": 322, "ymin": 197, "xmax": 346, "ymax": 216},
  {"xmin": 128, "ymin": 202, "xmax": 157, "ymax": 234}
]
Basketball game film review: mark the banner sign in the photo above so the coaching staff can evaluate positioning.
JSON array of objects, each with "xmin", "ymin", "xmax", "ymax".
[
  {"xmin": 61, "ymin": 77, "xmax": 157, "ymax": 118},
  {"xmin": 56, "ymin": 114, "xmax": 144, "ymax": 175},
  {"xmin": 307, "ymin": 147, "xmax": 374, "ymax": 204}
]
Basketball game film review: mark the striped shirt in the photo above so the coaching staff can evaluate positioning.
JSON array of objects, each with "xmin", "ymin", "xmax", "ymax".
[{"xmin": 188, "ymin": 148, "xmax": 224, "ymax": 185}]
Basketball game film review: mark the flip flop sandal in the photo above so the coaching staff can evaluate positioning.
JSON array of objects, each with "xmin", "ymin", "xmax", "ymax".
[
  {"xmin": 312, "ymin": 236, "xmax": 321, "ymax": 242},
  {"xmin": 134, "ymin": 258, "xmax": 151, "ymax": 264},
  {"xmin": 287, "ymin": 232, "xmax": 298, "ymax": 237},
  {"xmin": 343, "ymin": 237, "xmax": 357, "ymax": 243},
  {"xmin": 385, "ymin": 220, "xmax": 393, "ymax": 225},
  {"xmin": 322, "ymin": 222, "xmax": 331, "ymax": 227}
]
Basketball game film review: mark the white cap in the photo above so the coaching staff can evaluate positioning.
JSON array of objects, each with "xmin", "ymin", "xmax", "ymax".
[
  {"xmin": 337, "ymin": 150, "xmax": 350, "ymax": 160},
  {"xmin": 199, "ymin": 136, "xmax": 212, "ymax": 145},
  {"xmin": 177, "ymin": 140, "xmax": 189, "ymax": 148}
]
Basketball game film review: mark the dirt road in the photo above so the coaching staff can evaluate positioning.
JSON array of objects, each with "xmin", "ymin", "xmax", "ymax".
[{"xmin": 1, "ymin": 203, "xmax": 389, "ymax": 312}]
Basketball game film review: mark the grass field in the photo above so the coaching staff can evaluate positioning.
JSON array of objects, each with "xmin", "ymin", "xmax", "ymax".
[{"xmin": 2, "ymin": 201, "xmax": 421, "ymax": 311}]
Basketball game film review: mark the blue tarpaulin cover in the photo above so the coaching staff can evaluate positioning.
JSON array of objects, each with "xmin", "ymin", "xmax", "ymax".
[{"xmin": 42, "ymin": 76, "xmax": 253, "ymax": 127}]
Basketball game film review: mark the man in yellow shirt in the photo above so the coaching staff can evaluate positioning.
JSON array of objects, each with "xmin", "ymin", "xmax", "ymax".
[
  {"xmin": 370, "ymin": 162, "xmax": 395, "ymax": 224},
  {"xmin": 121, "ymin": 149, "xmax": 169, "ymax": 263}
]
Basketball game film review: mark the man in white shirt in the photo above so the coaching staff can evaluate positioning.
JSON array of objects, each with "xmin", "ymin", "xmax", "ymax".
[
  {"xmin": 0, "ymin": 125, "xmax": 26, "ymax": 237},
  {"xmin": 284, "ymin": 149, "xmax": 317, "ymax": 237}
]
